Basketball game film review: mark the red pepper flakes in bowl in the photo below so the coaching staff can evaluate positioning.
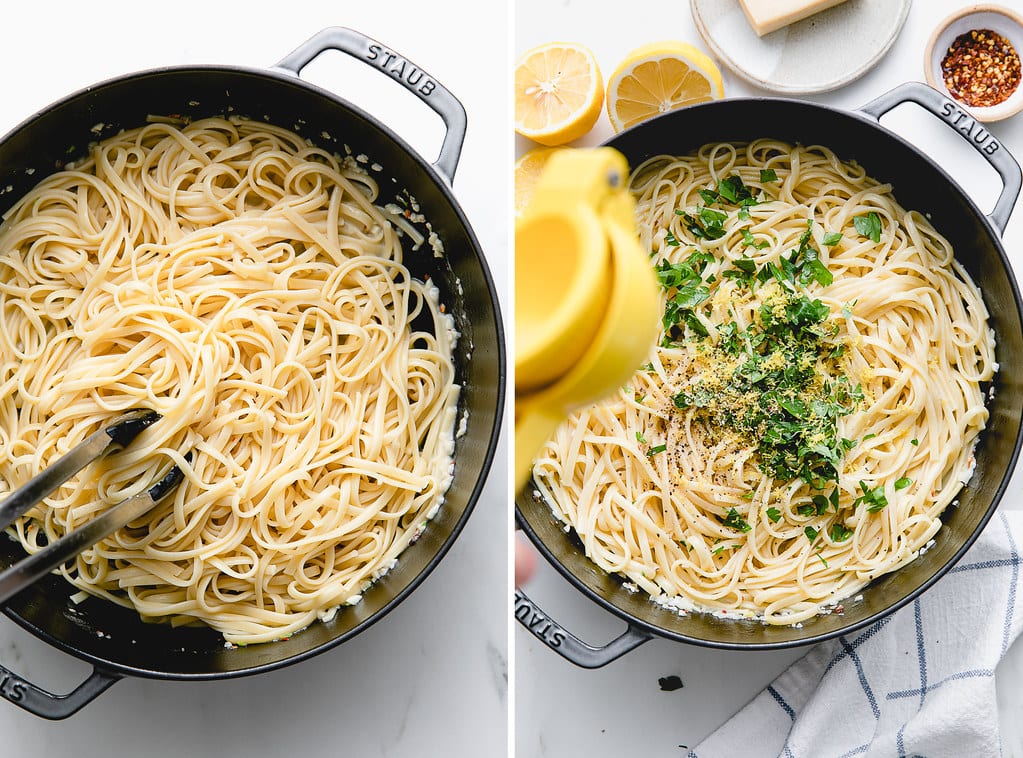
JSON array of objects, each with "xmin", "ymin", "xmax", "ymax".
[
  {"xmin": 924, "ymin": 4, "xmax": 1023, "ymax": 122},
  {"xmin": 941, "ymin": 28, "xmax": 1022, "ymax": 108}
]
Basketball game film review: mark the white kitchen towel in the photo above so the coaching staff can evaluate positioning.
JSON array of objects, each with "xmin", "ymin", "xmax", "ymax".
[{"xmin": 691, "ymin": 509, "xmax": 1023, "ymax": 758}]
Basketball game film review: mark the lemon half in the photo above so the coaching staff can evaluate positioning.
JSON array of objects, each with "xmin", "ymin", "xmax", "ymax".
[
  {"xmin": 606, "ymin": 41, "xmax": 724, "ymax": 133},
  {"xmin": 515, "ymin": 42, "xmax": 604, "ymax": 146},
  {"xmin": 514, "ymin": 147, "xmax": 563, "ymax": 217}
]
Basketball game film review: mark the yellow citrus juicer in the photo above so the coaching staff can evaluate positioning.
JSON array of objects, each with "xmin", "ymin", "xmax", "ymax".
[{"xmin": 515, "ymin": 147, "xmax": 661, "ymax": 493}]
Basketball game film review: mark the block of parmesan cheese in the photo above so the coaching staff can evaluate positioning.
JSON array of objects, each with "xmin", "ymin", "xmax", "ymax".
[{"xmin": 738, "ymin": 0, "xmax": 849, "ymax": 37}]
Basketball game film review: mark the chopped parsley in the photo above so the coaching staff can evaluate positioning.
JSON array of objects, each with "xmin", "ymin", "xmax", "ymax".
[
  {"xmin": 646, "ymin": 444, "xmax": 667, "ymax": 457},
  {"xmin": 760, "ymin": 168, "xmax": 779, "ymax": 183},
  {"xmin": 829, "ymin": 522, "xmax": 853, "ymax": 542},
  {"xmin": 811, "ymin": 491, "xmax": 837, "ymax": 515},
  {"xmin": 672, "ymin": 281, "xmax": 862, "ymax": 491},
  {"xmin": 656, "ymin": 250, "xmax": 715, "ymax": 289},
  {"xmin": 716, "ymin": 175, "xmax": 756, "ymax": 204},
  {"xmin": 659, "ymin": 180, "xmax": 863, "ymax": 499},
  {"xmin": 805, "ymin": 525, "xmax": 819, "ymax": 542},
  {"xmin": 894, "ymin": 477, "xmax": 913, "ymax": 491},
  {"xmin": 636, "ymin": 431, "xmax": 648, "ymax": 444},
  {"xmin": 681, "ymin": 206, "xmax": 728, "ymax": 240},
  {"xmin": 695, "ymin": 173, "xmax": 764, "ymax": 221},
  {"xmin": 854, "ymin": 481, "xmax": 888, "ymax": 512},
  {"xmin": 723, "ymin": 256, "xmax": 758, "ymax": 286},
  {"xmin": 741, "ymin": 227, "xmax": 770, "ymax": 249},
  {"xmin": 911, "ymin": 438, "xmax": 919, "ymax": 446},
  {"xmin": 740, "ymin": 220, "xmax": 832, "ymax": 289},
  {"xmin": 792, "ymin": 220, "xmax": 833, "ymax": 287},
  {"xmin": 766, "ymin": 507, "xmax": 783, "ymax": 523},
  {"xmin": 720, "ymin": 508, "xmax": 752, "ymax": 533},
  {"xmin": 656, "ymin": 250, "xmax": 717, "ymax": 339},
  {"xmin": 853, "ymin": 211, "xmax": 883, "ymax": 243}
]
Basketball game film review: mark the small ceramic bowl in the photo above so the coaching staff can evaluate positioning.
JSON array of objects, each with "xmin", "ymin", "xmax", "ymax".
[{"xmin": 924, "ymin": 3, "xmax": 1023, "ymax": 122}]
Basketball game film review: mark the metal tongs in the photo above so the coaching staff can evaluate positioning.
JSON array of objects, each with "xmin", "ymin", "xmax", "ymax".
[{"xmin": 0, "ymin": 409, "xmax": 186, "ymax": 606}]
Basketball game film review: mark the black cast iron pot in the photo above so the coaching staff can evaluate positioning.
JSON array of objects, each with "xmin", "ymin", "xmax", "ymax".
[
  {"xmin": 0, "ymin": 27, "xmax": 505, "ymax": 717},
  {"xmin": 515, "ymin": 82, "xmax": 1023, "ymax": 666}
]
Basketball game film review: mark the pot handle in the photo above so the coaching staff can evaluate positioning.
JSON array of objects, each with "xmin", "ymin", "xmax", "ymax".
[
  {"xmin": 0, "ymin": 660, "xmax": 119, "ymax": 719},
  {"xmin": 273, "ymin": 27, "xmax": 467, "ymax": 185},
  {"xmin": 858, "ymin": 82, "xmax": 1022, "ymax": 236},
  {"xmin": 514, "ymin": 588, "xmax": 652, "ymax": 668}
]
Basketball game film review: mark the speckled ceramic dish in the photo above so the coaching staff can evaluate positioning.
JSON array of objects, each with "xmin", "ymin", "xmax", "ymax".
[
  {"xmin": 924, "ymin": 4, "xmax": 1023, "ymax": 123},
  {"xmin": 691, "ymin": 0, "xmax": 911, "ymax": 94}
]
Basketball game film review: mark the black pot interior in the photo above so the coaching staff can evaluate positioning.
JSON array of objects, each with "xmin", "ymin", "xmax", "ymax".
[
  {"xmin": 0, "ymin": 66, "xmax": 504, "ymax": 677},
  {"xmin": 518, "ymin": 97, "xmax": 1023, "ymax": 648}
]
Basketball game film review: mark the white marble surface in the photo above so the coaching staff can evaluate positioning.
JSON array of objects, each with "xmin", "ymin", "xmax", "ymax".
[
  {"xmin": 515, "ymin": 1, "xmax": 1023, "ymax": 756},
  {"xmin": 0, "ymin": 2, "xmax": 509, "ymax": 756}
]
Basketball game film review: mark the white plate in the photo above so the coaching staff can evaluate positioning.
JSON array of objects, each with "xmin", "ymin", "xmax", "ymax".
[{"xmin": 691, "ymin": 0, "xmax": 912, "ymax": 94}]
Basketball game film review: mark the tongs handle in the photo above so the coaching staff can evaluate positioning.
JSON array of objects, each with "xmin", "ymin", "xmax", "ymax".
[
  {"xmin": 0, "ymin": 461, "xmax": 185, "ymax": 606},
  {"xmin": 0, "ymin": 409, "xmax": 160, "ymax": 532}
]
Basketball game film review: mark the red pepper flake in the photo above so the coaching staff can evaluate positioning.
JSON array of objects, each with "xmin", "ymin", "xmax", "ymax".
[{"xmin": 941, "ymin": 28, "xmax": 1022, "ymax": 108}]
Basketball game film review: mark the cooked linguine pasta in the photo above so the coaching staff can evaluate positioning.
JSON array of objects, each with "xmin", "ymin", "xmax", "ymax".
[
  {"xmin": 533, "ymin": 139, "xmax": 994, "ymax": 624},
  {"xmin": 0, "ymin": 117, "xmax": 459, "ymax": 644}
]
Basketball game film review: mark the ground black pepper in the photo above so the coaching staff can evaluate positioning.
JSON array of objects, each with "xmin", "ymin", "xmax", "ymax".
[{"xmin": 941, "ymin": 28, "xmax": 1022, "ymax": 108}]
